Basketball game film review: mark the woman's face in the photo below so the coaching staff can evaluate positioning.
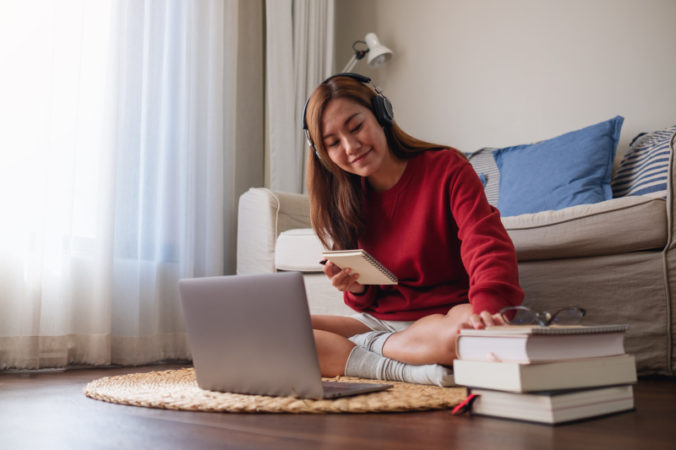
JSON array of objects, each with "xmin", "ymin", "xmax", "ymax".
[{"xmin": 320, "ymin": 97, "xmax": 392, "ymax": 179}]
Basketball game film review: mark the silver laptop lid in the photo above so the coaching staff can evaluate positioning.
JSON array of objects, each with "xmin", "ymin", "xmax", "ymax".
[{"xmin": 178, "ymin": 272, "xmax": 324, "ymax": 399}]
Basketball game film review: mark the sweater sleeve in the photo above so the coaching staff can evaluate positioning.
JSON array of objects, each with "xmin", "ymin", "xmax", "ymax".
[
  {"xmin": 344, "ymin": 285, "xmax": 377, "ymax": 309},
  {"xmin": 450, "ymin": 161, "xmax": 524, "ymax": 314}
]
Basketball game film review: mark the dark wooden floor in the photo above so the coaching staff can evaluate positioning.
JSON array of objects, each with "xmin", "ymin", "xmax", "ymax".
[{"xmin": 1, "ymin": 364, "xmax": 675, "ymax": 450}]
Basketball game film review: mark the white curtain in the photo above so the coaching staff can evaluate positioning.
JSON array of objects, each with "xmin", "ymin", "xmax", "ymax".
[
  {"xmin": 0, "ymin": 0, "xmax": 246, "ymax": 369},
  {"xmin": 266, "ymin": 0, "xmax": 335, "ymax": 193}
]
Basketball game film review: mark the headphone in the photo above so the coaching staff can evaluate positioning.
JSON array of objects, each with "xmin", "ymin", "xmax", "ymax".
[{"xmin": 302, "ymin": 73, "xmax": 394, "ymax": 155}]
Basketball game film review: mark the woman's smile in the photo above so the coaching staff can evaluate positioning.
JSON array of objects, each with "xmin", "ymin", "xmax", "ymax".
[{"xmin": 350, "ymin": 148, "xmax": 373, "ymax": 164}]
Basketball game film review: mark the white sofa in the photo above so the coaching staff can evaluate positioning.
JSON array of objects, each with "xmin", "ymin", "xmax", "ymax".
[{"xmin": 237, "ymin": 133, "xmax": 676, "ymax": 376}]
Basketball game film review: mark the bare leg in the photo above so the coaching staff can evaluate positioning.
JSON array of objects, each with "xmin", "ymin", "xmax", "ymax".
[
  {"xmin": 312, "ymin": 314, "xmax": 456, "ymax": 386},
  {"xmin": 311, "ymin": 314, "xmax": 372, "ymax": 337},
  {"xmin": 381, "ymin": 304, "xmax": 473, "ymax": 366},
  {"xmin": 311, "ymin": 315, "xmax": 370, "ymax": 377},
  {"xmin": 313, "ymin": 329, "xmax": 355, "ymax": 377}
]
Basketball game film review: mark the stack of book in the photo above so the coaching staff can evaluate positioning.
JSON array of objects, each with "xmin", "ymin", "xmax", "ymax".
[{"xmin": 452, "ymin": 324, "xmax": 637, "ymax": 424}]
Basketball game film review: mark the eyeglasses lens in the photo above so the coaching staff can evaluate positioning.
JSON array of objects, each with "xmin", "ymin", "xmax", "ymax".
[
  {"xmin": 506, "ymin": 308, "xmax": 538, "ymax": 325},
  {"xmin": 552, "ymin": 308, "xmax": 584, "ymax": 325}
]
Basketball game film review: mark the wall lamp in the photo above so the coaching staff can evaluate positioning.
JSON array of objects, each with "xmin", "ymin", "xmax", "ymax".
[{"xmin": 341, "ymin": 32, "xmax": 393, "ymax": 73}]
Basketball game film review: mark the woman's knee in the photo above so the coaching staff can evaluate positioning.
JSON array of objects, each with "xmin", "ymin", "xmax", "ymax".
[
  {"xmin": 440, "ymin": 305, "xmax": 474, "ymax": 356},
  {"xmin": 444, "ymin": 303, "xmax": 473, "ymax": 322},
  {"xmin": 440, "ymin": 321, "xmax": 462, "ymax": 360},
  {"xmin": 407, "ymin": 312, "xmax": 465, "ymax": 361}
]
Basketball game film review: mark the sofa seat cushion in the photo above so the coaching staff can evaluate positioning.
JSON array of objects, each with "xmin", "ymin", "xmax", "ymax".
[
  {"xmin": 275, "ymin": 228, "xmax": 325, "ymax": 272},
  {"xmin": 503, "ymin": 191, "xmax": 667, "ymax": 261}
]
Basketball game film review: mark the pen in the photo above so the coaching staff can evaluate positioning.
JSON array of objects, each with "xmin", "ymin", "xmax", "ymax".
[{"xmin": 319, "ymin": 259, "xmax": 328, "ymax": 265}]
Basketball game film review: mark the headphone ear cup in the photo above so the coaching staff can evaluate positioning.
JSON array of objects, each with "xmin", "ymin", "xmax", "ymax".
[{"xmin": 372, "ymin": 95, "xmax": 394, "ymax": 126}]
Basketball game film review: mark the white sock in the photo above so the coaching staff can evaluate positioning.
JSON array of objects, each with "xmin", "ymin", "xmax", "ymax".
[
  {"xmin": 348, "ymin": 331, "xmax": 392, "ymax": 355},
  {"xmin": 344, "ymin": 346, "xmax": 455, "ymax": 387}
]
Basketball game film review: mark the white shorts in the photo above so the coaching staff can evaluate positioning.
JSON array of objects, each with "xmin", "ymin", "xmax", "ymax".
[{"xmin": 350, "ymin": 312, "xmax": 415, "ymax": 333}]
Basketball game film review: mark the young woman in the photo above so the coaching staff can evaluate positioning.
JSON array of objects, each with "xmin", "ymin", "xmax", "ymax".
[{"xmin": 303, "ymin": 73, "xmax": 523, "ymax": 385}]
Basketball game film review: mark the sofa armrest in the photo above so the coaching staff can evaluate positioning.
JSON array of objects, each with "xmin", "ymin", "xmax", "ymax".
[
  {"xmin": 236, "ymin": 187, "xmax": 311, "ymax": 274},
  {"xmin": 668, "ymin": 132, "xmax": 676, "ymax": 251}
]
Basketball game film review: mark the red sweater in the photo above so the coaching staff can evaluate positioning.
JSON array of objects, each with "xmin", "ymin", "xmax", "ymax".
[{"xmin": 344, "ymin": 149, "xmax": 523, "ymax": 320}]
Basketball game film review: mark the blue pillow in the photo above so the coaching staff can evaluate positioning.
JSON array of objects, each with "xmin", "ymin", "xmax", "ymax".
[{"xmin": 493, "ymin": 116, "xmax": 624, "ymax": 217}]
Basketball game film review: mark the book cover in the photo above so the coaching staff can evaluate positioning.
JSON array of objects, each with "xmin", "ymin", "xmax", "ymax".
[
  {"xmin": 456, "ymin": 324, "xmax": 627, "ymax": 363},
  {"xmin": 452, "ymin": 354, "xmax": 637, "ymax": 392},
  {"xmin": 459, "ymin": 324, "xmax": 628, "ymax": 336},
  {"xmin": 469, "ymin": 384, "xmax": 635, "ymax": 424},
  {"xmin": 322, "ymin": 249, "xmax": 398, "ymax": 285}
]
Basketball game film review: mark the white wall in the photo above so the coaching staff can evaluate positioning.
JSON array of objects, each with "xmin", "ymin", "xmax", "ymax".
[{"xmin": 335, "ymin": 0, "xmax": 676, "ymax": 158}]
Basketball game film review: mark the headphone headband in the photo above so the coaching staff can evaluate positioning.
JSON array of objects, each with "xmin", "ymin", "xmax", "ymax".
[{"xmin": 302, "ymin": 73, "xmax": 372, "ymax": 131}]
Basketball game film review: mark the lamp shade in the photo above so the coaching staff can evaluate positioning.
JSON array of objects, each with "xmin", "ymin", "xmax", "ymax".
[{"xmin": 364, "ymin": 33, "xmax": 392, "ymax": 66}]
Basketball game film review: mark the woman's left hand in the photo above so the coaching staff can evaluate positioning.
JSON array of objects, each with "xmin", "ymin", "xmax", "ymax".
[{"xmin": 459, "ymin": 310, "xmax": 506, "ymax": 330}]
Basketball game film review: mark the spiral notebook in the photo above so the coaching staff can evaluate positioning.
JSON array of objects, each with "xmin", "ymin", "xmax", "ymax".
[{"xmin": 322, "ymin": 249, "xmax": 398, "ymax": 285}]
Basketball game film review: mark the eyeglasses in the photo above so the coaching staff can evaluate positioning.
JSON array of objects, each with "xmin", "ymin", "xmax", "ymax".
[{"xmin": 499, "ymin": 306, "xmax": 586, "ymax": 326}]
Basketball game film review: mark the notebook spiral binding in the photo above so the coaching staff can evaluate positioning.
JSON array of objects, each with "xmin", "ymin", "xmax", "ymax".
[
  {"xmin": 362, "ymin": 251, "xmax": 397, "ymax": 282},
  {"xmin": 322, "ymin": 249, "xmax": 398, "ymax": 285}
]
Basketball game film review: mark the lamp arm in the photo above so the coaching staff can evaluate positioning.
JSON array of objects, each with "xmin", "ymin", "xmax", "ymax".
[{"xmin": 341, "ymin": 54, "xmax": 358, "ymax": 73}]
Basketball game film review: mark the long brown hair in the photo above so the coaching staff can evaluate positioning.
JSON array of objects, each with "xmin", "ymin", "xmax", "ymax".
[{"xmin": 305, "ymin": 75, "xmax": 461, "ymax": 250}]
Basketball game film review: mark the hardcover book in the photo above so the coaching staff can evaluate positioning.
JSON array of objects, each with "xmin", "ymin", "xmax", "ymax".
[
  {"xmin": 452, "ymin": 354, "xmax": 637, "ymax": 392},
  {"xmin": 456, "ymin": 324, "xmax": 628, "ymax": 363},
  {"xmin": 469, "ymin": 384, "xmax": 635, "ymax": 424}
]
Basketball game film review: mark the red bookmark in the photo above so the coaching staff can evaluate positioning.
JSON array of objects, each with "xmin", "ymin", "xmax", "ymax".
[{"xmin": 451, "ymin": 393, "xmax": 480, "ymax": 415}]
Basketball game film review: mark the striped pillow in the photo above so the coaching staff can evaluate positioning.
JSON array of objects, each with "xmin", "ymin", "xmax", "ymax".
[
  {"xmin": 612, "ymin": 125, "xmax": 675, "ymax": 197},
  {"xmin": 467, "ymin": 147, "xmax": 499, "ymax": 206}
]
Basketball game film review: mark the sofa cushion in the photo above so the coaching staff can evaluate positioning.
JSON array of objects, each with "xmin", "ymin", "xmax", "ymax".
[
  {"xmin": 612, "ymin": 125, "xmax": 675, "ymax": 197},
  {"xmin": 503, "ymin": 191, "xmax": 667, "ymax": 261},
  {"xmin": 275, "ymin": 228, "xmax": 325, "ymax": 272},
  {"xmin": 466, "ymin": 147, "xmax": 499, "ymax": 206},
  {"xmin": 494, "ymin": 116, "xmax": 624, "ymax": 217}
]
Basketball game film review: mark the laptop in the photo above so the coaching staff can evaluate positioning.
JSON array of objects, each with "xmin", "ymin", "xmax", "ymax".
[{"xmin": 178, "ymin": 271, "xmax": 392, "ymax": 399}]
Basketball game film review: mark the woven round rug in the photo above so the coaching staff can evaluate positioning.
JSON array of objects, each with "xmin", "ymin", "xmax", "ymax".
[{"xmin": 84, "ymin": 368, "xmax": 466, "ymax": 414}]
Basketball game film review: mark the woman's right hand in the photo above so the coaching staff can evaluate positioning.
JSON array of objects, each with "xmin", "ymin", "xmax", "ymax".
[{"xmin": 322, "ymin": 260, "xmax": 366, "ymax": 294}]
